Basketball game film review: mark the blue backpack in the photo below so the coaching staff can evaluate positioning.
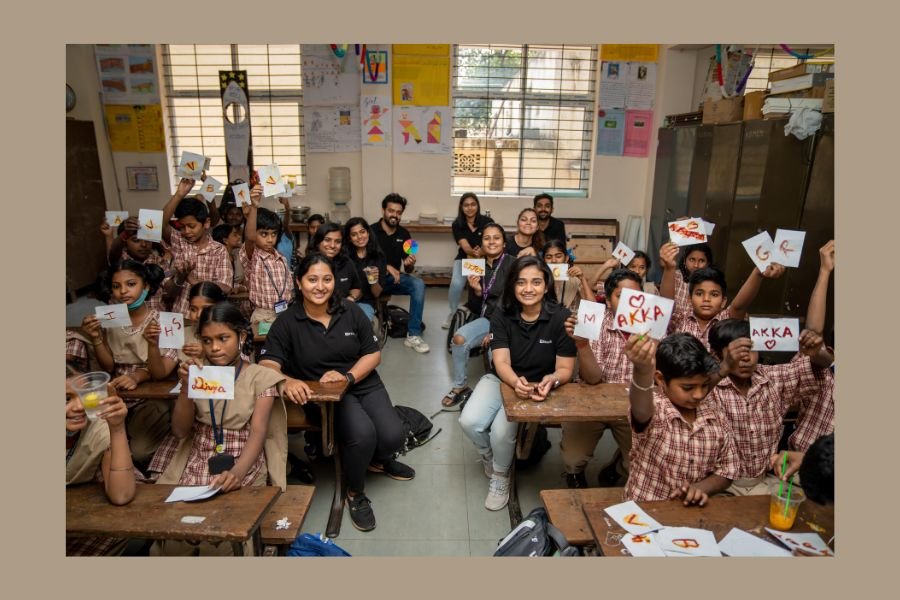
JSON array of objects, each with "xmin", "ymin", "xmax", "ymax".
[{"xmin": 286, "ymin": 533, "xmax": 351, "ymax": 557}]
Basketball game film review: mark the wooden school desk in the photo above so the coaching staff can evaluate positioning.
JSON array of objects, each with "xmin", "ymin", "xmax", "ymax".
[{"xmin": 500, "ymin": 381, "xmax": 629, "ymax": 526}]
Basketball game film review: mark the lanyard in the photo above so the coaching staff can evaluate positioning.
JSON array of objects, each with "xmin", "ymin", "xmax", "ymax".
[
  {"xmin": 208, "ymin": 360, "xmax": 243, "ymax": 453},
  {"xmin": 262, "ymin": 254, "xmax": 289, "ymax": 300},
  {"xmin": 480, "ymin": 254, "xmax": 507, "ymax": 318}
]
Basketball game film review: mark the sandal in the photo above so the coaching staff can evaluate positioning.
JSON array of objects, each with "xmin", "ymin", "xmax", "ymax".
[{"xmin": 441, "ymin": 390, "xmax": 461, "ymax": 407}]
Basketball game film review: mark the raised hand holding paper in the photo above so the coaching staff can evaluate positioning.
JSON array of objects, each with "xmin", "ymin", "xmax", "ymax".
[
  {"xmin": 461, "ymin": 258, "xmax": 485, "ymax": 277},
  {"xmin": 95, "ymin": 304, "xmax": 131, "ymax": 328},
  {"xmin": 611, "ymin": 241, "xmax": 635, "ymax": 266},
  {"xmin": 614, "ymin": 288, "xmax": 674, "ymax": 339},
  {"xmin": 604, "ymin": 500, "xmax": 664, "ymax": 535},
  {"xmin": 742, "ymin": 231, "xmax": 775, "ymax": 272},
  {"xmin": 657, "ymin": 527, "xmax": 722, "ymax": 557},
  {"xmin": 187, "ymin": 365, "xmax": 235, "ymax": 400},
  {"xmin": 178, "ymin": 151, "xmax": 210, "ymax": 178},
  {"xmin": 137, "ymin": 209, "xmax": 163, "ymax": 242},
  {"xmin": 574, "ymin": 299, "xmax": 606, "ymax": 340},
  {"xmin": 750, "ymin": 317, "xmax": 800, "ymax": 351},
  {"xmin": 772, "ymin": 229, "xmax": 806, "ymax": 268},
  {"xmin": 105, "ymin": 211, "xmax": 128, "ymax": 228},
  {"xmin": 197, "ymin": 177, "xmax": 222, "ymax": 202},
  {"xmin": 231, "ymin": 183, "xmax": 251, "ymax": 207},
  {"xmin": 667, "ymin": 218, "xmax": 708, "ymax": 246},
  {"xmin": 158, "ymin": 312, "xmax": 185, "ymax": 349},
  {"xmin": 765, "ymin": 528, "xmax": 834, "ymax": 556},
  {"xmin": 258, "ymin": 164, "xmax": 285, "ymax": 197},
  {"xmin": 622, "ymin": 532, "xmax": 666, "ymax": 557},
  {"xmin": 550, "ymin": 263, "xmax": 569, "ymax": 281}
]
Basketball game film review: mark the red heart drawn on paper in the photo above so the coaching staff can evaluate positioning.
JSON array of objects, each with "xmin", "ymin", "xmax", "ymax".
[
  {"xmin": 628, "ymin": 293, "xmax": 646, "ymax": 309},
  {"xmin": 687, "ymin": 220, "xmax": 699, "ymax": 230},
  {"xmin": 764, "ymin": 339, "xmax": 776, "ymax": 350}
]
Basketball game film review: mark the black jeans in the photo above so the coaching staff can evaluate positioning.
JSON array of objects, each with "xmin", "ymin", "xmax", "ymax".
[{"xmin": 334, "ymin": 384, "xmax": 406, "ymax": 493}]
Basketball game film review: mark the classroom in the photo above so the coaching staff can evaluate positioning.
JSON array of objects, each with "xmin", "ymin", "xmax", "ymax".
[{"xmin": 65, "ymin": 42, "xmax": 835, "ymax": 557}]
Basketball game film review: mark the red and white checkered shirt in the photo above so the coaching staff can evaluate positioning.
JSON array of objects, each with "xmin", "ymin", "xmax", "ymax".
[
  {"xmin": 66, "ymin": 331, "xmax": 89, "ymax": 373},
  {"xmin": 789, "ymin": 361, "xmax": 835, "ymax": 452},
  {"xmin": 710, "ymin": 355, "xmax": 830, "ymax": 478},
  {"xmin": 167, "ymin": 230, "xmax": 233, "ymax": 316},
  {"xmin": 671, "ymin": 306, "xmax": 736, "ymax": 352},
  {"xmin": 673, "ymin": 269, "xmax": 692, "ymax": 320},
  {"xmin": 625, "ymin": 390, "xmax": 740, "ymax": 502},
  {"xmin": 238, "ymin": 246, "xmax": 293, "ymax": 312},
  {"xmin": 588, "ymin": 312, "xmax": 633, "ymax": 384}
]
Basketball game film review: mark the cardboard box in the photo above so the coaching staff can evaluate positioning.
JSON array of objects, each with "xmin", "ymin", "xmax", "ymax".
[
  {"xmin": 743, "ymin": 91, "xmax": 766, "ymax": 121},
  {"xmin": 702, "ymin": 96, "xmax": 745, "ymax": 124},
  {"xmin": 769, "ymin": 61, "xmax": 834, "ymax": 83},
  {"xmin": 768, "ymin": 86, "xmax": 828, "ymax": 100},
  {"xmin": 821, "ymin": 80, "xmax": 834, "ymax": 113}
]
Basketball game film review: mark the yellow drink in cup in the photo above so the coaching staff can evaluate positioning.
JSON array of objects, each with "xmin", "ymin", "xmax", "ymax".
[
  {"xmin": 365, "ymin": 267, "xmax": 378, "ymax": 285},
  {"xmin": 71, "ymin": 372, "xmax": 111, "ymax": 422},
  {"xmin": 768, "ymin": 481, "xmax": 805, "ymax": 531}
]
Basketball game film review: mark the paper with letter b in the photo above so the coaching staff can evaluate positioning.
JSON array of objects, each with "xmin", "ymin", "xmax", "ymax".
[
  {"xmin": 137, "ymin": 209, "xmax": 163, "ymax": 242},
  {"xmin": 550, "ymin": 263, "xmax": 569, "ymax": 281},
  {"xmin": 719, "ymin": 528, "xmax": 791, "ymax": 557},
  {"xmin": 614, "ymin": 288, "xmax": 674, "ymax": 340},
  {"xmin": 750, "ymin": 317, "xmax": 800, "ymax": 352},
  {"xmin": 611, "ymin": 241, "xmax": 635, "ymax": 266},
  {"xmin": 574, "ymin": 299, "xmax": 606, "ymax": 340},
  {"xmin": 95, "ymin": 304, "xmax": 131, "ymax": 328},
  {"xmin": 231, "ymin": 183, "xmax": 251, "ymax": 207},
  {"xmin": 177, "ymin": 151, "xmax": 210, "ymax": 179},
  {"xmin": 105, "ymin": 211, "xmax": 128, "ymax": 228},
  {"xmin": 158, "ymin": 312, "xmax": 185, "ymax": 349},
  {"xmin": 187, "ymin": 365, "xmax": 235, "ymax": 400},
  {"xmin": 772, "ymin": 229, "xmax": 806, "ymax": 268},
  {"xmin": 604, "ymin": 500, "xmax": 663, "ymax": 535},
  {"xmin": 197, "ymin": 177, "xmax": 223, "ymax": 202},
  {"xmin": 258, "ymin": 164, "xmax": 286, "ymax": 197},
  {"xmin": 461, "ymin": 258, "xmax": 486, "ymax": 277},
  {"xmin": 657, "ymin": 527, "xmax": 721, "ymax": 557},
  {"xmin": 667, "ymin": 218, "xmax": 708, "ymax": 246},
  {"xmin": 742, "ymin": 231, "xmax": 775, "ymax": 272},
  {"xmin": 765, "ymin": 528, "xmax": 834, "ymax": 556}
]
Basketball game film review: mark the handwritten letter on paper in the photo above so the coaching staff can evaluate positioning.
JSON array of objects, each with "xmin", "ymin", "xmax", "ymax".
[
  {"xmin": 772, "ymin": 229, "xmax": 806, "ymax": 268},
  {"xmin": 95, "ymin": 304, "xmax": 131, "ymax": 328},
  {"xmin": 574, "ymin": 300, "xmax": 606, "ymax": 340},
  {"xmin": 137, "ymin": 209, "xmax": 163, "ymax": 243},
  {"xmin": 550, "ymin": 263, "xmax": 569, "ymax": 281},
  {"xmin": 461, "ymin": 258, "xmax": 486, "ymax": 277},
  {"xmin": 611, "ymin": 242, "xmax": 635, "ymax": 266},
  {"xmin": 667, "ymin": 218, "xmax": 708, "ymax": 246},
  {"xmin": 742, "ymin": 231, "xmax": 775, "ymax": 273},
  {"xmin": 614, "ymin": 288, "xmax": 674, "ymax": 339},
  {"xmin": 258, "ymin": 164, "xmax": 285, "ymax": 197},
  {"xmin": 750, "ymin": 317, "xmax": 800, "ymax": 352},
  {"xmin": 177, "ymin": 151, "xmax": 209, "ymax": 179},
  {"xmin": 187, "ymin": 365, "xmax": 235, "ymax": 400},
  {"xmin": 158, "ymin": 312, "xmax": 185, "ymax": 349}
]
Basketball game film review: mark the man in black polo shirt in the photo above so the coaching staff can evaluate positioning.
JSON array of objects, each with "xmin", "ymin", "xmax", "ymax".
[
  {"xmin": 372, "ymin": 193, "xmax": 430, "ymax": 353},
  {"xmin": 534, "ymin": 192, "xmax": 567, "ymax": 247}
]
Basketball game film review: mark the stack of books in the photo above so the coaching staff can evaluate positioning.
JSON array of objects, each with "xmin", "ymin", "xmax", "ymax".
[
  {"xmin": 768, "ymin": 62, "xmax": 834, "ymax": 98},
  {"xmin": 762, "ymin": 97, "xmax": 824, "ymax": 119}
]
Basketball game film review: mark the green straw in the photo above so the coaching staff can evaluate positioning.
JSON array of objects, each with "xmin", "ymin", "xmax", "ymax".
[
  {"xmin": 778, "ymin": 453, "xmax": 787, "ymax": 497},
  {"xmin": 784, "ymin": 476, "xmax": 795, "ymax": 517}
]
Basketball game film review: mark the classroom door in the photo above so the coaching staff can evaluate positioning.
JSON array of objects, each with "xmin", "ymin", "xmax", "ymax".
[{"xmin": 66, "ymin": 119, "xmax": 108, "ymax": 294}]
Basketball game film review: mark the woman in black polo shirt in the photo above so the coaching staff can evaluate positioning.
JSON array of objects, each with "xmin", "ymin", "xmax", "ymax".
[
  {"xmin": 344, "ymin": 217, "xmax": 387, "ymax": 325},
  {"xmin": 505, "ymin": 208, "xmax": 545, "ymax": 258},
  {"xmin": 444, "ymin": 192, "xmax": 493, "ymax": 329},
  {"xmin": 258, "ymin": 254, "xmax": 412, "ymax": 532},
  {"xmin": 311, "ymin": 222, "xmax": 362, "ymax": 305},
  {"xmin": 459, "ymin": 256, "xmax": 576, "ymax": 511}
]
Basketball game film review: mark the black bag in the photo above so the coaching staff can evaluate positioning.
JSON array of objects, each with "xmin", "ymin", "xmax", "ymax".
[
  {"xmin": 516, "ymin": 425, "xmax": 551, "ymax": 467},
  {"xmin": 493, "ymin": 507, "xmax": 580, "ymax": 557},
  {"xmin": 386, "ymin": 305, "xmax": 426, "ymax": 338},
  {"xmin": 394, "ymin": 405, "xmax": 442, "ymax": 456}
]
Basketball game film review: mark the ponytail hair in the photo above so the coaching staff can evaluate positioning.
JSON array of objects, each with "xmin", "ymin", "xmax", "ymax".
[{"xmin": 101, "ymin": 259, "xmax": 165, "ymax": 301}]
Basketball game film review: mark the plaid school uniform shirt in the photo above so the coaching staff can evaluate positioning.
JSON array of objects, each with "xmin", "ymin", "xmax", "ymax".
[
  {"xmin": 673, "ymin": 269, "xmax": 692, "ymax": 319},
  {"xmin": 238, "ymin": 246, "xmax": 293, "ymax": 312},
  {"xmin": 66, "ymin": 331, "xmax": 89, "ymax": 373},
  {"xmin": 167, "ymin": 230, "xmax": 233, "ymax": 316},
  {"xmin": 711, "ymin": 355, "xmax": 831, "ymax": 479},
  {"xmin": 625, "ymin": 390, "xmax": 740, "ymax": 502},
  {"xmin": 588, "ymin": 312, "xmax": 633, "ymax": 384},
  {"xmin": 122, "ymin": 249, "xmax": 170, "ymax": 312},
  {"xmin": 671, "ymin": 305, "xmax": 736, "ymax": 352},
  {"xmin": 788, "ymin": 357, "xmax": 835, "ymax": 452}
]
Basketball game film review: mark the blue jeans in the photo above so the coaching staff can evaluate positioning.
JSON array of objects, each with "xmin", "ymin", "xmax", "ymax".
[
  {"xmin": 357, "ymin": 302, "xmax": 376, "ymax": 322},
  {"xmin": 448, "ymin": 259, "xmax": 466, "ymax": 314},
  {"xmin": 383, "ymin": 273, "xmax": 425, "ymax": 336},
  {"xmin": 450, "ymin": 316, "xmax": 490, "ymax": 388},
  {"xmin": 458, "ymin": 373, "xmax": 518, "ymax": 474}
]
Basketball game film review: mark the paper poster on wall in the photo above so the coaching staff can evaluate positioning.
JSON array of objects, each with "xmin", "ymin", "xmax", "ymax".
[
  {"xmin": 301, "ymin": 45, "xmax": 361, "ymax": 105},
  {"xmin": 94, "ymin": 44, "xmax": 160, "ymax": 105},
  {"xmin": 104, "ymin": 104, "xmax": 166, "ymax": 153},
  {"xmin": 304, "ymin": 105, "xmax": 362, "ymax": 153},
  {"xmin": 601, "ymin": 44, "xmax": 659, "ymax": 62},
  {"xmin": 599, "ymin": 61, "xmax": 627, "ymax": 109},
  {"xmin": 364, "ymin": 50, "xmax": 389, "ymax": 84},
  {"xmin": 596, "ymin": 108, "xmax": 626, "ymax": 156},
  {"xmin": 623, "ymin": 110, "xmax": 653, "ymax": 157},
  {"xmin": 393, "ymin": 106, "xmax": 451, "ymax": 154},
  {"xmin": 361, "ymin": 96, "xmax": 392, "ymax": 146},
  {"xmin": 391, "ymin": 50, "xmax": 450, "ymax": 106},
  {"xmin": 625, "ymin": 62, "xmax": 657, "ymax": 110}
]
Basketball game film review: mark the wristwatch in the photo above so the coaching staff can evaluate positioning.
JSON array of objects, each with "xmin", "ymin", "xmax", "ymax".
[{"xmin": 345, "ymin": 372, "xmax": 356, "ymax": 385}]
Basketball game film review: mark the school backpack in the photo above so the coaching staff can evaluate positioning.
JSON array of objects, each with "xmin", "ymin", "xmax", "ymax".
[
  {"xmin": 286, "ymin": 533, "xmax": 351, "ymax": 557},
  {"xmin": 493, "ymin": 507, "xmax": 580, "ymax": 557},
  {"xmin": 394, "ymin": 405, "xmax": 442, "ymax": 456},
  {"xmin": 516, "ymin": 425, "xmax": 552, "ymax": 467},
  {"xmin": 386, "ymin": 305, "xmax": 426, "ymax": 338}
]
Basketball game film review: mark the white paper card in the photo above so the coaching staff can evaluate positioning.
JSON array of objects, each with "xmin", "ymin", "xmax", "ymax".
[
  {"xmin": 611, "ymin": 242, "xmax": 636, "ymax": 266},
  {"xmin": 95, "ymin": 304, "xmax": 131, "ymax": 328},
  {"xmin": 773, "ymin": 229, "xmax": 806, "ymax": 268},
  {"xmin": 719, "ymin": 528, "xmax": 791, "ymax": 557},
  {"xmin": 614, "ymin": 288, "xmax": 675, "ymax": 340},
  {"xmin": 165, "ymin": 485, "xmax": 221, "ymax": 503},
  {"xmin": 742, "ymin": 231, "xmax": 776, "ymax": 272},
  {"xmin": 657, "ymin": 527, "xmax": 722, "ymax": 557},
  {"xmin": 765, "ymin": 529, "xmax": 834, "ymax": 556},
  {"xmin": 703, "ymin": 219, "xmax": 716, "ymax": 235},
  {"xmin": 169, "ymin": 382, "xmax": 182, "ymax": 394},
  {"xmin": 550, "ymin": 263, "xmax": 569, "ymax": 281},
  {"xmin": 105, "ymin": 211, "xmax": 128, "ymax": 228},
  {"xmin": 667, "ymin": 218, "xmax": 708, "ymax": 246},
  {"xmin": 750, "ymin": 317, "xmax": 800, "ymax": 352},
  {"xmin": 181, "ymin": 516, "xmax": 207, "ymax": 524},
  {"xmin": 461, "ymin": 258, "xmax": 486, "ymax": 277},
  {"xmin": 177, "ymin": 151, "xmax": 209, "ymax": 178},
  {"xmin": 259, "ymin": 164, "xmax": 285, "ymax": 197},
  {"xmin": 231, "ymin": 183, "xmax": 251, "ymax": 207},
  {"xmin": 604, "ymin": 500, "xmax": 664, "ymax": 535},
  {"xmin": 574, "ymin": 299, "xmax": 606, "ymax": 341},
  {"xmin": 187, "ymin": 365, "xmax": 235, "ymax": 400},
  {"xmin": 158, "ymin": 312, "xmax": 185, "ymax": 349},
  {"xmin": 137, "ymin": 209, "xmax": 163, "ymax": 242},
  {"xmin": 197, "ymin": 177, "xmax": 222, "ymax": 202},
  {"xmin": 622, "ymin": 532, "xmax": 667, "ymax": 557}
]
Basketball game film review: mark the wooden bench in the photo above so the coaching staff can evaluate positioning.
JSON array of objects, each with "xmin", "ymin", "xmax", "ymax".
[
  {"xmin": 259, "ymin": 484, "xmax": 316, "ymax": 555},
  {"xmin": 540, "ymin": 488, "xmax": 626, "ymax": 551}
]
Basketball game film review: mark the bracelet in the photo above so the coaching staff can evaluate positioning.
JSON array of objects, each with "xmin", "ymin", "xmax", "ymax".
[
  {"xmin": 109, "ymin": 466, "xmax": 134, "ymax": 472},
  {"xmin": 630, "ymin": 377, "xmax": 655, "ymax": 391},
  {"xmin": 91, "ymin": 339, "xmax": 104, "ymax": 346}
]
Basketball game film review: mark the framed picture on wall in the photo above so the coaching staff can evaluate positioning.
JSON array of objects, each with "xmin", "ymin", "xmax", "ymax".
[{"xmin": 126, "ymin": 166, "xmax": 159, "ymax": 191}]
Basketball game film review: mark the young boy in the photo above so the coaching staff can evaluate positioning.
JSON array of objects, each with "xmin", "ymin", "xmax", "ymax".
[
  {"xmin": 212, "ymin": 223, "xmax": 245, "ymax": 291},
  {"xmin": 624, "ymin": 332, "xmax": 740, "ymax": 505},
  {"xmin": 161, "ymin": 177, "xmax": 233, "ymax": 316},
  {"xmin": 101, "ymin": 216, "xmax": 171, "ymax": 311},
  {"xmin": 561, "ymin": 268, "xmax": 643, "ymax": 488},
  {"xmin": 239, "ymin": 187, "xmax": 293, "ymax": 324},
  {"xmin": 659, "ymin": 241, "xmax": 713, "ymax": 318}
]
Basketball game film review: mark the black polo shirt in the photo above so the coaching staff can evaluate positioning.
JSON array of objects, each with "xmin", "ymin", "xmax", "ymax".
[
  {"xmin": 540, "ymin": 216, "xmax": 567, "ymax": 246},
  {"xmin": 505, "ymin": 233, "xmax": 533, "ymax": 257},
  {"xmin": 465, "ymin": 252, "xmax": 514, "ymax": 319},
  {"xmin": 333, "ymin": 256, "xmax": 361, "ymax": 299},
  {"xmin": 351, "ymin": 253, "xmax": 387, "ymax": 307},
  {"xmin": 260, "ymin": 298, "xmax": 382, "ymax": 394},
  {"xmin": 373, "ymin": 219, "xmax": 411, "ymax": 271},
  {"xmin": 489, "ymin": 301, "xmax": 576, "ymax": 382},
  {"xmin": 452, "ymin": 214, "xmax": 494, "ymax": 260}
]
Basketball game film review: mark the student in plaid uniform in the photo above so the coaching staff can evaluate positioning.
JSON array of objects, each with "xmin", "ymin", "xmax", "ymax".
[
  {"xmin": 624, "ymin": 332, "xmax": 740, "ymax": 505},
  {"xmin": 101, "ymin": 216, "xmax": 172, "ymax": 311},
  {"xmin": 658, "ymin": 241, "xmax": 715, "ymax": 318}
]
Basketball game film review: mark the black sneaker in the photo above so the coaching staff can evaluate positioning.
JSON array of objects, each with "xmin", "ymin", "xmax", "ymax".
[
  {"xmin": 565, "ymin": 471, "xmax": 588, "ymax": 489},
  {"xmin": 347, "ymin": 492, "xmax": 376, "ymax": 531},
  {"xmin": 368, "ymin": 459, "xmax": 416, "ymax": 481}
]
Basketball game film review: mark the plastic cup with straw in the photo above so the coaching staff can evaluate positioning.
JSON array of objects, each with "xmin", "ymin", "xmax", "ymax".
[{"xmin": 769, "ymin": 453, "xmax": 805, "ymax": 530}]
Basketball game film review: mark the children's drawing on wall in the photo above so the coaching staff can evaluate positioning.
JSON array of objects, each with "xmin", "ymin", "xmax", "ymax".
[
  {"xmin": 362, "ymin": 95, "xmax": 392, "ymax": 146},
  {"xmin": 393, "ymin": 106, "xmax": 451, "ymax": 154}
]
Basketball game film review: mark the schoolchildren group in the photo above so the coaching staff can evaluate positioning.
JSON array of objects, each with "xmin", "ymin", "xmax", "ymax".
[{"xmin": 66, "ymin": 179, "xmax": 835, "ymax": 555}]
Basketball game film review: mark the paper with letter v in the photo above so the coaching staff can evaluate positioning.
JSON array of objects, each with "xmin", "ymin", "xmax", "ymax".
[{"xmin": 604, "ymin": 500, "xmax": 663, "ymax": 535}]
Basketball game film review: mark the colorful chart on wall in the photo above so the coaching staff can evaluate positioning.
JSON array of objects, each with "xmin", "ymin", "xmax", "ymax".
[
  {"xmin": 391, "ymin": 45, "xmax": 450, "ymax": 106},
  {"xmin": 95, "ymin": 44, "xmax": 160, "ymax": 105},
  {"xmin": 301, "ymin": 44, "xmax": 361, "ymax": 105},
  {"xmin": 393, "ymin": 106, "xmax": 451, "ymax": 154},
  {"xmin": 623, "ymin": 109, "xmax": 654, "ymax": 158},
  {"xmin": 596, "ymin": 108, "xmax": 626, "ymax": 156},
  {"xmin": 361, "ymin": 95, "xmax": 392, "ymax": 146},
  {"xmin": 600, "ymin": 44, "xmax": 659, "ymax": 62},
  {"xmin": 304, "ymin": 105, "xmax": 361, "ymax": 153},
  {"xmin": 104, "ymin": 104, "xmax": 165, "ymax": 152}
]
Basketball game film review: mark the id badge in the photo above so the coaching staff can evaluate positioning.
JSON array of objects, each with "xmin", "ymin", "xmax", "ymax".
[
  {"xmin": 274, "ymin": 300, "xmax": 288, "ymax": 314},
  {"xmin": 208, "ymin": 453, "xmax": 235, "ymax": 475}
]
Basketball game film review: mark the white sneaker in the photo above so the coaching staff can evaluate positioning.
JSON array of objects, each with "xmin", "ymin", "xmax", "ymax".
[
  {"xmin": 404, "ymin": 335, "xmax": 430, "ymax": 353},
  {"xmin": 478, "ymin": 453, "xmax": 493, "ymax": 479},
  {"xmin": 441, "ymin": 315, "xmax": 452, "ymax": 329},
  {"xmin": 485, "ymin": 472, "xmax": 510, "ymax": 511}
]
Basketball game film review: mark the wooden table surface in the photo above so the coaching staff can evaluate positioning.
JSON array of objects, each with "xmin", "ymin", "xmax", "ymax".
[
  {"xmin": 259, "ymin": 485, "xmax": 316, "ymax": 546},
  {"xmin": 501, "ymin": 382, "xmax": 629, "ymax": 423},
  {"xmin": 582, "ymin": 495, "xmax": 835, "ymax": 556},
  {"xmin": 66, "ymin": 484, "xmax": 280, "ymax": 544},
  {"xmin": 540, "ymin": 488, "xmax": 627, "ymax": 546},
  {"xmin": 118, "ymin": 379, "xmax": 347, "ymax": 402}
]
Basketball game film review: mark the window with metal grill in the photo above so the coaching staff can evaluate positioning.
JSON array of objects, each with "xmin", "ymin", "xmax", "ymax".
[
  {"xmin": 160, "ymin": 44, "xmax": 306, "ymax": 191},
  {"xmin": 451, "ymin": 44, "xmax": 597, "ymax": 197}
]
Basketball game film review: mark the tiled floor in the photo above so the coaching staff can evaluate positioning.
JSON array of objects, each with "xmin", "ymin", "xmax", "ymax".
[{"xmin": 290, "ymin": 287, "xmax": 619, "ymax": 556}]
